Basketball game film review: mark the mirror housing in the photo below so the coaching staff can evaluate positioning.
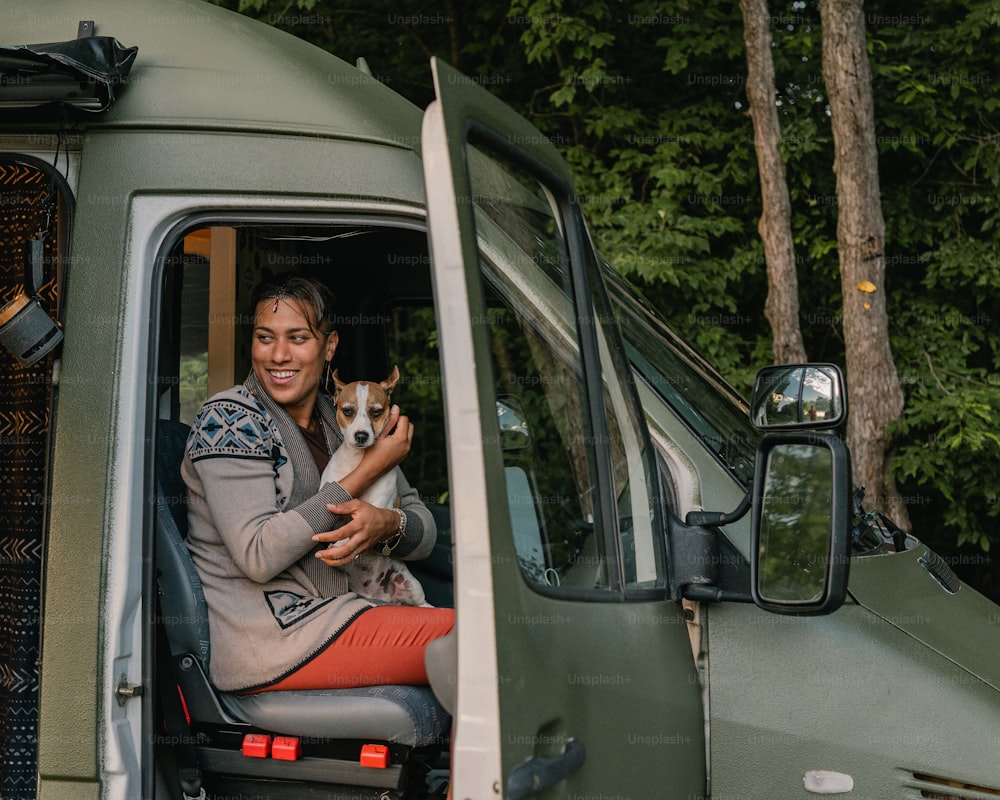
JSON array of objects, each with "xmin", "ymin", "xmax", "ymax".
[
  {"xmin": 750, "ymin": 363, "xmax": 846, "ymax": 430},
  {"xmin": 750, "ymin": 431, "xmax": 851, "ymax": 614}
]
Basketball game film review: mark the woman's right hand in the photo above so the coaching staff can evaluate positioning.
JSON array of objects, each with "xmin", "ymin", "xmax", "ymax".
[{"xmin": 371, "ymin": 404, "xmax": 413, "ymax": 465}]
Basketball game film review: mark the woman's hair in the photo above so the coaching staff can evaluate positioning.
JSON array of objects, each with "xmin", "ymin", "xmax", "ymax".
[{"xmin": 250, "ymin": 274, "xmax": 337, "ymax": 336}]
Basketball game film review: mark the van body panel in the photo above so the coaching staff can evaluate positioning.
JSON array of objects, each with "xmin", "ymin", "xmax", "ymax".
[
  {"xmin": 850, "ymin": 546, "xmax": 1000, "ymax": 690},
  {"xmin": 707, "ymin": 598, "xmax": 1000, "ymax": 797},
  {"xmin": 37, "ymin": 779, "xmax": 99, "ymax": 800},
  {"xmin": 72, "ymin": 130, "xmax": 425, "ymax": 206}
]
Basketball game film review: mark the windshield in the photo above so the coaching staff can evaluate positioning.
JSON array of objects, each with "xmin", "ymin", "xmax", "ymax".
[{"xmin": 605, "ymin": 265, "xmax": 760, "ymax": 487}]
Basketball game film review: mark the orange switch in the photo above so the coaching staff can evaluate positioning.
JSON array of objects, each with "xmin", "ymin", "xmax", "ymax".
[
  {"xmin": 271, "ymin": 736, "xmax": 302, "ymax": 761},
  {"xmin": 241, "ymin": 733, "xmax": 271, "ymax": 758},
  {"xmin": 360, "ymin": 743, "xmax": 390, "ymax": 768}
]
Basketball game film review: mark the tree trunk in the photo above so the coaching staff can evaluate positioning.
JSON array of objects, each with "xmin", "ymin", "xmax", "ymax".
[
  {"xmin": 740, "ymin": 0, "xmax": 808, "ymax": 365},
  {"xmin": 820, "ymin": 0, "xmax": 911, "ymax": 530}
]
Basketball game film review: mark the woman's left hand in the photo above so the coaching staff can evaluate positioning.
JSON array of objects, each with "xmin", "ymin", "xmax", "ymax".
[{"xmin": 312, "ymin": 500, "xmax": 399, "ymax": 567}]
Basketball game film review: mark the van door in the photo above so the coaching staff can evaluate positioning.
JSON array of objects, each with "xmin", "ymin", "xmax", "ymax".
[{"xmin": 421, "ymin": 59, "xmax": 706, "ymax": 798}]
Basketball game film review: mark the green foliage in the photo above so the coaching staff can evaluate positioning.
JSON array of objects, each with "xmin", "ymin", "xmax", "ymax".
[
  {"xmin": 179, "ymin": 353, "xmax": 208, "ymax": 424},
  {"xmin": 384, "ymin": 306, "xmax": 449, "ymax": 503},
  {"xmin": 860, "ymin": 0, "xmax": 1000, "ymax": 554},
  {"xmin": 502, "ymin": 0, "xmax": 769, "ymax": 387},
  {"xmin": 888, "ymin": 254, "xmax": 1000, "ymax": 551}
]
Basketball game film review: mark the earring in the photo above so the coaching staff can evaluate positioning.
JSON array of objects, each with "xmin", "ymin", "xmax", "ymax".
[{"xmin": 323, "ymin": 360, "xmax": 333, "ymax": 394}]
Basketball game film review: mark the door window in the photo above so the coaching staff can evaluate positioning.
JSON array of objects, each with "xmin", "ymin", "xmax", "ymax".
[{"xmin": 466, "ymin": 139, "xmax": 665, "ymax": 593}]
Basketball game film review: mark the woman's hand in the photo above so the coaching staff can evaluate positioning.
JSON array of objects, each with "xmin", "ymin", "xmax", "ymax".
[
  {"xmin": 312, "ymin": 500, "xmax": 399, "ymax": 567},
  {"xmin": 335, "ymin": 405, "xmax": 413, "ymax": 498}
]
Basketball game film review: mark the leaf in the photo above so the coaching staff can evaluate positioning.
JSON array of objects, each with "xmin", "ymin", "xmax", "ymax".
[{"xmin": 549, "ymin": 84, "xmax": 577, "ymax": 108}]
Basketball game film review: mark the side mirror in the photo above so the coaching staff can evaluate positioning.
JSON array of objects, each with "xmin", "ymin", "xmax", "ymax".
[
  {"xmin": 496, "ymin": 396, "xmax": 531, "ymax": 451},
  {"xmin": 750, "ymin": 364, "xmax": 846, "ymax": 430},
  {"xmin": 750, "ymin": 432, "xmax": 851, "ymax": 614}
]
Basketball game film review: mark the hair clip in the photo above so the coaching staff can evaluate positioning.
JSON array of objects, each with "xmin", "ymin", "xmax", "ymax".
[{"xmin": 272, "ymin": 298, "xmax": 279, "ymax": 313}]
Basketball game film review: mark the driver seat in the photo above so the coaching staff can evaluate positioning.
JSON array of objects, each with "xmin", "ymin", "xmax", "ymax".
[{"xmin": 154, "ymin": 418, "xmax": 450, "ymax": 791}]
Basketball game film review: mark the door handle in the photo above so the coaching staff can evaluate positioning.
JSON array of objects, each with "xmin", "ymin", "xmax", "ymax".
[{"xmin": 506, "ymin": 737, "xmax": 586, "ymax": 800}]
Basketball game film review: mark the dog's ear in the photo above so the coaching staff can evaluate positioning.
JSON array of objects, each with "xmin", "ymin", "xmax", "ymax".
[
  {"xmin": 332, "ymin": 369, "xmax": 347, "ymax": 398},
  {"xmin": 381, "ymin": 364, "xmax": 400, "ymax": 394}
]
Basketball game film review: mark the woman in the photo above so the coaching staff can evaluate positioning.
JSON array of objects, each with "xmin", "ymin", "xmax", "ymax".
[{"xmin": 181, "ymin": 274, "xmax": 453, "ymax": 694}]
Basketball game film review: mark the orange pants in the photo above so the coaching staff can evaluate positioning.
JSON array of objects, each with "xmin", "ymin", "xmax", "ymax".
[{"xmin": 259, "ymin": 605, "xmax": 454, "ymax": 692}]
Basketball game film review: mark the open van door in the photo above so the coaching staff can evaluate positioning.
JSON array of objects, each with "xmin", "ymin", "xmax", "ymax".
[{"xmin": 421, "ymin": 59, "xmax": 706, "ymax": 798}]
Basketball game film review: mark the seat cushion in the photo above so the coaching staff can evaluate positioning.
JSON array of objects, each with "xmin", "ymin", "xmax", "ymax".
[{"xmin": 222, "ymin": 684, "xmax": 451, "ymax": 748}]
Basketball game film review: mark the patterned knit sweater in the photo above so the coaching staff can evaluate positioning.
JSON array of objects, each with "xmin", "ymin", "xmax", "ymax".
[{"xmin": 181, "ymin": 372, "xmax": 436, "ymax": 692}]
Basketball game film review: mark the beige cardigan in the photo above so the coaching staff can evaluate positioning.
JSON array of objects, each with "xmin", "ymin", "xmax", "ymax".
[{"xmin": 182, "ymin": 372, "xmax": 435, "ymax": 692}]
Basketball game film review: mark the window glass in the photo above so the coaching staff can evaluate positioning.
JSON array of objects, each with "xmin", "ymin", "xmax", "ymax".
[
  {"xmin": 606, "ymin": 268, "xmax": 760, "ymax": 487},
  {"xmin": 467, "ymin": 141, "xmax": 664, "ymax": 592}
]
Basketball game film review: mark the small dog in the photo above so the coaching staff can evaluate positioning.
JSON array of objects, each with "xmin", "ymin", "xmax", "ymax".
[{"xmin": 319, "ymin": 365, "xmax": 431, "ymax": 607}]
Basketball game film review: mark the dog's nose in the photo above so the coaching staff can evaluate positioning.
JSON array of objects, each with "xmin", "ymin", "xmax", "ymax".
[{"xmin": 354, "ymin": 431, "xmax": 370, "ymax": 446}]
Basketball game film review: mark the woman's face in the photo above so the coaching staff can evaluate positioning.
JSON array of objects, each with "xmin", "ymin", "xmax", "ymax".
[{"xmin": 251, "ymin": 297, "xmax": 338, "ymax": 426}]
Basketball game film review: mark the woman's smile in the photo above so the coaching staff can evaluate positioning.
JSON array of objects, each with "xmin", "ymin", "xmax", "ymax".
[
  {"xmin": 266, "ymin": 369, "xmax": 299, "ymax": 385},
  {"xmin": 251, "ymin": 298, "xmax": 338, "ymax": 427}
]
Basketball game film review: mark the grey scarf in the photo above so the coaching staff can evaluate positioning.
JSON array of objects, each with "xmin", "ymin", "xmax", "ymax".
[{"xmin": 244, "ymin": 370, "xmax": 348, "ymax": 597}]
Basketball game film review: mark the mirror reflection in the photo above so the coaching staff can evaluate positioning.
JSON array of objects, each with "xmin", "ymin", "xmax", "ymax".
[
  {"xmin": 751, "ymin": 365, "xmax": 843, "ymax": 429},
  {"xmin": 497, "ymin": 396, "xmax": 531, "ymax": 451},
  {"xmin": 757, "ymin": 443, "xmax": 834, "ymax": 604}
]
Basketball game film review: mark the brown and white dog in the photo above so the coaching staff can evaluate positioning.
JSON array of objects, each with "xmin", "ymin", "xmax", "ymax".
[{"xmin": 320, "ymin": 365, "xmax": 431, "ymax": 607}]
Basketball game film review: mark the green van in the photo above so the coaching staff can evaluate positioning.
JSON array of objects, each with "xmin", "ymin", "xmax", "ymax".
[{"xmin": 1, "ymin": 2, "xmax": 998, "ymax": 798}]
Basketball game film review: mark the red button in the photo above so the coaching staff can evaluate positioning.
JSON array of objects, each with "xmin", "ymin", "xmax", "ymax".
[
  {"xmin": 271, "ymin": 736, "xmax": 302, "ymax": 761},
  {"xmin": 241, "ymin": 733, "xmax": 271, "ymax": 758},
  {"xmin": 360, "ymin": 743, "xmax": 390, "ymax": 768}
]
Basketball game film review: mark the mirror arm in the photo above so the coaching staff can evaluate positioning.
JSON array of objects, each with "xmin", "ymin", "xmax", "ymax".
[
  {"xmin": 684, "ymin": 492, "xmax": 751, "ymax": 527},
  {"xmin": 683, "ymin": 584, "xmax": 748, "ymax": 603},
  {"xmin": 666, "ymin": 511, "xmax": 753, "ymax": 603}
]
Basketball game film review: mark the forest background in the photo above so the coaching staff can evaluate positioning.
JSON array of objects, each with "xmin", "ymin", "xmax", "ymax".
[{"xmin": 210, "ymin": 0, "xmax": 1000, "ymax": 600}]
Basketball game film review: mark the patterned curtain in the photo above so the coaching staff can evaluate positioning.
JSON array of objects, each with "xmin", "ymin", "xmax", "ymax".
[{"xmin": 0, "ymin": 159, "xmax": 63, "ymax": 799}]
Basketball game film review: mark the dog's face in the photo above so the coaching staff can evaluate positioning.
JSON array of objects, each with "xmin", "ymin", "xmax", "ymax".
[{"xmin": 332, "ymin": 365, "xmax": 400, "ymax": 448}]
